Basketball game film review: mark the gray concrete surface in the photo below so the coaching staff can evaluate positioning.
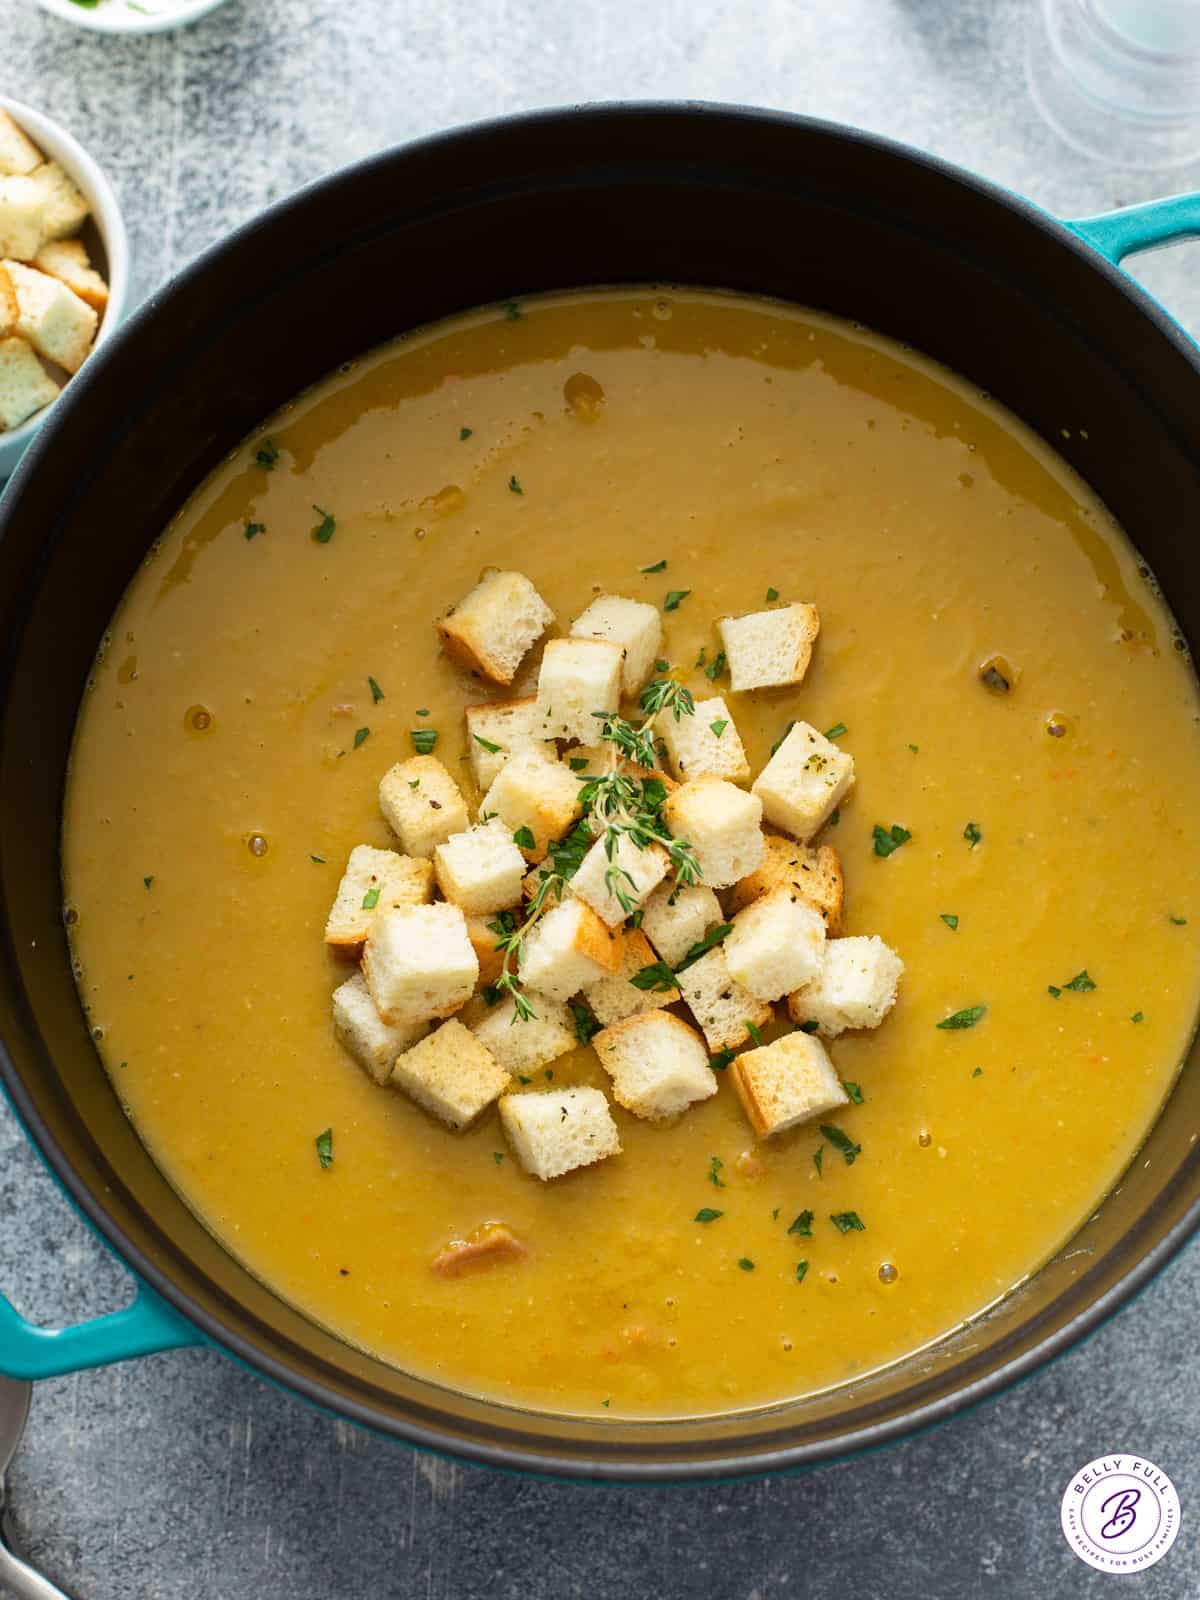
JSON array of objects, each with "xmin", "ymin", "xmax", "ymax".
[{"xmin": 3, "ymin": 0, "xmax": 1200, "ymax": 1594}]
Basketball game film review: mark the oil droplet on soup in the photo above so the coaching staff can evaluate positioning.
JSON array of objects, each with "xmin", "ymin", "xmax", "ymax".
[{"xmin": 62, "ymin": 288, "xmax": 1200, "ymax": 1420}]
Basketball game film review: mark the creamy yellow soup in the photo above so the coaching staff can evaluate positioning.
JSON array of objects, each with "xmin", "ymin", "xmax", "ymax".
[{"xmin": 63, "ymin": 289, "xmax": 1200, "ymax": 1419}]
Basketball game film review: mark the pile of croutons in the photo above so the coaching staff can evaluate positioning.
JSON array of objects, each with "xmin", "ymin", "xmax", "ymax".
[
  {"xmin": 325, "ymin": 569, "xmax": 902, "ymax": 1183},
  {"xmin": 0, "ymin": 110, "xmax": 109, "ymax": 434}
]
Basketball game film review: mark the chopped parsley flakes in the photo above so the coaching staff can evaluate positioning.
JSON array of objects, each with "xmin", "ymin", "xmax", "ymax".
[
  {"xmin": 361, "ymin": 886, "xmax": 381, "ymax": 910},
  {"xmin": 244, "ymin": 521, "xmax": 265, "ymax": 541},
  {"xmin": 641, "ymin": 559, "xmax": 667, "ymax": 574},
  {"xmin": 936, "ymin": 1004, "xmax": 987, "ymax": 1030},
  {"xmin": 787, "ymin": 1210, "xmax": 814, "ymax": 1237},
  {"xmin": 368, "ymin": 676, "xmax": 385, "ymax": 703},
  {"xmin": 311, "ymin": 505, "xmax": 336, "ymax": 543},
  {"xmin": 254, "ymin": 439, "xmax": 280, "ymax": 470},
  {"xmin": 873, "ymin": 823, "xmax": 911, "ymax": 857},
  {"xmin": 820, "ymin": 1123, "xmax": 862, "ymax": 1165},
  {"xmin": 631, "ymin": 959, "xmax": 679, "ymax": 993},
  {"xmin": 737, "ymin": 1257, "xmax": 755, "ymax": 1272},
  {"xmin": 941, "ymin": 913, "xmax": 959, "ymax": 931},
  {"xmin": 694, "ymin": 1208, "xmax": 723, "ymax": 1224},
  {"xmin": 676, "ymin": 923, "xmax": 732, "ymax": 972},
  {"xmin": 663, "ymin": 589, "xmax": 691, "ymax": 612},
  {"xmin": 963, "ymin": 820, "xmax": 982, "ymax": 848},
  {"xmin": 1061, "ymin": 970, "xmax": 1096, "ymax": 992},
  {"xmin": 315, "ymin": 1128, "xmax": 333, "ymax": 1169},
  {"xmin": 825, "ymin": 722, "xmax": 847, "ymax": 740},
  {"xmin": 410, "ymin": 728, "xmax": 438, "ymax": 755},
  {"xmin": 353, "ymin": 727, "xmax": 370, "ymax": 749},
  {"xmin": 509, "ymin": 474, "xmax": 523, "ymax": 494},
  {"xmin": 830, "ymin": 1211, "xmax": 865, "ymax": 1233},
  {"xmin": 474, "ymin": 733, "xmax": 502, "ymax": 754},
  {"xmin": 708, "ymin": 1155, "xmax": 726, "ymax": 1189}
]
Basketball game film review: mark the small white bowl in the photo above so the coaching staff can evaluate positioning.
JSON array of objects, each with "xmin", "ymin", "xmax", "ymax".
[
  {"xmin": 0, "ymin": 97, "xmax": 129, "ymax": 481},
  {"xmin": 33, "ymin": 0, "xmax": 230, "ymax": 33}
]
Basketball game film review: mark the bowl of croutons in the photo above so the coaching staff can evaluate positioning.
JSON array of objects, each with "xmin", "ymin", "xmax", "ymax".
[{"xmin": 0, "ymin": 97, "xmax": 128, "ymax": 478}]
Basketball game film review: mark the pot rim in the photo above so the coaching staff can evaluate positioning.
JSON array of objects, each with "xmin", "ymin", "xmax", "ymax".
[{"xmin": 3, "ymin": 99, "xmax": 1199, "ymax": 1482}]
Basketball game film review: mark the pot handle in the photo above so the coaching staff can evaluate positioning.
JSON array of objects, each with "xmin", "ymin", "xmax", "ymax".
[
  {"xmin": 0, "ymin": 1282, "xmax": 198, "ymax": 1379},
  {"xmin": 1068, "ymin": 192, "xmax": 1200, "ymax": 264}
]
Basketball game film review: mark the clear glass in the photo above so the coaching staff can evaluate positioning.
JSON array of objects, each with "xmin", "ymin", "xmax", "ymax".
[{"xmin": 1027, "ymin": 0, "xmax": 1200, "ymax": 167}]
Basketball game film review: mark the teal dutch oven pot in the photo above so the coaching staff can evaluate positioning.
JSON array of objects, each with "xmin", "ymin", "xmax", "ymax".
[{"xmin": 1, "ymin": 104, "xmax": 1199, "ymax": 1481}]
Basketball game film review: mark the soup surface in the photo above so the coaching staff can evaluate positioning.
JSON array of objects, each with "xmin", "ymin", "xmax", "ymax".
[{"xmin": 64, "ymin": 289, "xmax": 1200, "ymax": 1418}]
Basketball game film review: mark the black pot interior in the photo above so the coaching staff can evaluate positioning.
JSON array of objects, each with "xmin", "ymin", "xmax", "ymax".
[{"xmin": 2, "ymin": 105, "xmax": 1199, "ymax": 1480}]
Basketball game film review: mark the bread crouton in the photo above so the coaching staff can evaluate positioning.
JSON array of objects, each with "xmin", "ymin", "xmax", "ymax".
[
  {"xmin": 436, "ymin": 569, "xmax": 554, "ymax": 685},
  {"xmin": 324, "ymin": 844, "xmax": 434, "ymax": 955},
  {"xmin": 5, "ymin": 260, "xmax": 97, "ymax": 375},
  {"xmin": 752, "ymin": 722, "xmax": 854, "ymax": 842},
  {"xmin": 331, "ymin": 971, "xmax": 428, "ymax": 1083},
  {"xmin": 536, "ymin": 636, "xmax": 623, "ymax": 743},
  {"xmin": 379, "ymin": 755, "xmax": 470, "ymax": 858},
  {"xmin": 32, "ymin": 237, "xmax": 108, "ymax": 314},
  {"xmin": 499, "ymin": 1086, "xmax": 621, "ymax": 1179},
  {"xmin": 27, "ymin": 163, "xmax": 89, "ymax": 241},
  {"xmin": 0, "ymin": 177, "xmax": 45, "ymax": 260},
  {"xmin": 465, "ymin": 915, "xmax": 507, "ymax": 989},
  {"xmin": 662, "ymin": 776, "xmax": 765, "ymax": 889},
  {"xmin": 0, "ymin": 334, "xmax": 59, "ymax": 431},
  {"xmin": 569, "ymin": 830, "xmax": 670, "ymax": 927},
  {"xmin": 0, "ymin": 111, "xmax": 43, "ymax": 178},
  {"xmin": 640, "ymin": 879, "xmax": 725, "ymax": 967},
  {"xmin": 718, "ymin": 602, "xmax": 820, "ymax": 692},
  {"xmin": 727, "ymin": 834, "xmax": 844, "ymax": 933},
  {"xmin": 464, "ymin": 696, "xmax": 555, "ymax": 788},
  {"xmin": 787, "ymin": 935, "xmax": 903, "ymax": 1038},
  {"xmin": 521, "ymin": 862, "xmax": 554, "ymax": 901},
  {"xmin": 480, "ymin": 747, "xmax": 583, "ymax": 862},
  {"xmin": 0, "ymin": 265, "xmax": 17, "ymax": 336},
  {"xmin": 723, "ymin": 887, "xmax": 826, "ymax": 1001},
  {"xmin": 431, "ymin": 1222, "xmax": 528, "ymax": 1278},
  {"xmin": 469, "ymin": 992, "xmax": 577, "ymax": 1073},
  {"xmin": 390, "ymin": 1017, "xmax": 509, "ymax": 1129},
  {"xmin": 363, "ymin": 902, "xmax": 478, "ymax": 1025},
  {"xmin": 519, "ymin": 896, "xmax": 622, "ymax": 1000},
  {"xmin": 658, "ymin": 695, "xmax": 750, "ymax": 782},
  {"xmin": 582, "ymin": 928, "xmax": 676, "ymax": 1026},
  {"xmin": 674, "ymin": 945, "xmax": 772, "ymax": 1053},
  {"xmin": 730, "ymin": 1031, "xmax": 848, "ymax": 1138},
  {"xmin": 569, "ymin": 594, "xmax": 662, "ymax": 695},
  {"xmin": 434, "ymin": 819, "xmax": 527, "ymax": 916},
  {"xmin": 594, "ymin": 1010, "xmax": 717, "ymax": 1120}
]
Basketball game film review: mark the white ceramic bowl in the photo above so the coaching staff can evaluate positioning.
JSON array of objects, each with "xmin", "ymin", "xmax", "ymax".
[
  {"xmin": 33, "ymin": 0, "xmax": 230, "ymax": 33},
  {"xmin": 0, "ymin": 97, "xmax": 130, "ymax": 481}
]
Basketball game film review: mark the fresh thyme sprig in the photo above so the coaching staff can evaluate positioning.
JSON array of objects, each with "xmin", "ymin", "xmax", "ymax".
[
  {"xmin": 487, "ymin": 678, "xmax": 699, "ymax": 1023},
  {"xmin": 489, "ymin": 871, "xmax": 567, "ymax": 1021}
]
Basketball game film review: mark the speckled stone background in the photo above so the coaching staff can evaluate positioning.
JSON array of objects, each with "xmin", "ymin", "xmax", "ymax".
[{"xmin": 3, "ymin": 1, "xmax": 1200, "ymax": 1595}]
